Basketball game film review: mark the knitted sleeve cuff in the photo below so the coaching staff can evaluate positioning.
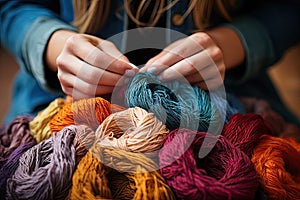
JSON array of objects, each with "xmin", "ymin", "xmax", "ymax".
[{"xmin": 22, "ymin": 17, "xmax": 77, "ymax": 94}]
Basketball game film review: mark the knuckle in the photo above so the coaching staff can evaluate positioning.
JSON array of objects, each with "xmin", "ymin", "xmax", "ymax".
[
  {"xmin": 56, "ymin": 55, "xmax": 65, "ymax": 67},
  {"xmin": 219, "ymin": 64, "xmax": 226, "ymax": 77},
  {"xmin": 185, "ymin": 59, "xmax": 196, "ymax": 71},
  {"xmin": 61, "ymin": 85, "xmax": 71, "ymax": 95},
  {"xmin": 57, "ymin": 70, "xmax": 66, "ymax": 83},
  {"xmin": 192, "ymin": 32, "xmax": 211, "ymax": 44},
  {"xmin": 175, "ymin": 48, "xmax": 187, "ymax": 58},
  {"xmin": 210, "ymin": 47, "xmax": 223, "ymax": 60},
  {"xmin": 57, "ymin": 71, "xmax": 73, "ymax": 89},
  {"xmin": 65, "ymin": 35, "xmax": 76, "ymax": 49},
  {"xmin": 65, "ymin": 34, "xmax": 84, "ymax": 50},
  {"xmin": 219, "ymin": 63, "xmax": 225, "ymax": 72},
  {"xmin": 85, "ymin": 50, "xmax": 99, "ymax": 65},
  {"xmin": 100, "ymin": 40, "xmax": 115, "ymax": 49},
  {"xmin": 213, "ymin": 47, "xmax": 222, "ymax": 56}
]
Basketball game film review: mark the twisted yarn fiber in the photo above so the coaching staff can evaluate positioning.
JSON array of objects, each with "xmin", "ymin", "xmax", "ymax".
[
  {"xmin": 96, "ymin": 107, "xmax": 169, "ymax": 153},
  {"xmin": 69, "ymin": 144, "xmax": 175, "ymax": 200},
  {"xmin": 0, "ymin": 115, "xmax": 35, "ymax": 169},
  {"xmin": 30, "ymin": 98, "xmax": 65, "ymax": 143},
  {"xmin": 159, "ymin": 129, "xmax": 259, "ymax": 200},
  {"xmin": 221, "ymin": 113, "xmax": 272, "ymax": 157},
  {"xmin": 251, "ymin": 135, "xmax": 300, "ymax": 200},
  {"xmin": 125, "ymin": 72, "xmax": 222, "ymax": 132},
  {"xmin": 0, "ymin": 142, "xmax": 36, "ymax": 199},
  {"xmin": 49, "ymin": 97, "xmax": 112, "ymax": 133},
  {"xmin": 6, "ymin": 125, "xmax": 95, "ymax": 200},
  {"xmin": 69, "ymin": 151, "xmax": 112, "ymax": 200}
]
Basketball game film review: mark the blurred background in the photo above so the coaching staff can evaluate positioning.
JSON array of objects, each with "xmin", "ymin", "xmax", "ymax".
[{"xmin": 1, "ymin": 44, "xmax": 300, "ymax": 125}]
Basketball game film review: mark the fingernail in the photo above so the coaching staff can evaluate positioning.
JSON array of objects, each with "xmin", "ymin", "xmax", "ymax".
[
  {"xmin": 125, "ymin": 69, "xmax": 136, "ymax": 77},
  {"xmin": 129, "ymin": 63, "xmax": 139, "ymax": 69}
]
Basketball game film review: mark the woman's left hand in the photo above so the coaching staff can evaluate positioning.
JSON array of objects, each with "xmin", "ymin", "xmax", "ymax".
[{"xmin": 140, "ymin": 32, "xmax": 225, "ymax": 90}]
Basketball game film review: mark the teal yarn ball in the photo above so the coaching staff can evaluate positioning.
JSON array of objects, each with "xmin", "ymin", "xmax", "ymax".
[{"xmin": 125, "ymin": 72, "xmax": 222, "ymax": 133}]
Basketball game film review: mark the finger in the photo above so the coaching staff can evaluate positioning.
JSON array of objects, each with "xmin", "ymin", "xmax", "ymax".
[
  {"xmin": 58, "ymin": 72, "xmax": 90, "ymax": 99},
  {"xmin": 57, "ymin": 54, "xmax": 124, "ymax": 87},
  {"xmin": 72, "ymin": 78, "xmax": 115, "ymax": 96},
  {"xmin": 84, "ymin": 46, "xmax": 136, "ymax": 75},
  {"xmin": 186, "ymin": 61, "xmax": 225, "ymax": 84},
  {"xmin": 190, "ymin": 64, "xmax": 224, "ymax": 90},
  {"xmin": 195, "ymin": 77, "xmax": 223, "ymax": 91},
  {"xmin": 66, "ymin": 35, "xmax": 137, "ymax": 75},
  {"xmin": 157, "ymin": 50, "xmax": 212, "ymax": 82},
  {"xmin": 144, "ymin": 39, "xmax": 184, "ymax": 66},
  {"xmin": 185, "ymin": 71, "xmax": 204, "ymax": 84},
  {"xmin": 63, "ymin": 86, "xmax": 94, "ymax": 100},
  {"xmin": 64, "ymin": 86, "xmax": 114, "ymax": 101},
  {"xmin": 58, "ymin": 72, "xmax": 115, "ymax": 97},
  {"xmin": 98, "ymin": 40, "xmax": 139, "ymax": 74},
  {"xmin": 142, "ymin": 38, "xmax": 203, "ymax": 74},
  {"xmin": 140, "ymin": 50, "xmax": 175, "ymax": 74},
  {"xmin": 98, "ymin": 40, "xmax": 129, "ymax": 61}
]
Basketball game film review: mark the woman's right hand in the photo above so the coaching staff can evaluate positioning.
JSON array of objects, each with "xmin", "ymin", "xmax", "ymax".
[{"xmin": 46, "ymin": 30, "xmax": 138, "ymax": 99}]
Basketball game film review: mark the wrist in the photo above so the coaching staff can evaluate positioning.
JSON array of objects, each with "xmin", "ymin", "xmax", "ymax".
[{"xmin": 205, "ymin": 26, "xmax": 245, "ymax": 70}]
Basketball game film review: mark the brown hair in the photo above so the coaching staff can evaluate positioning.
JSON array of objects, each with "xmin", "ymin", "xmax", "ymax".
[{"xmin": 73, "ymin": 0, "xmax": 236, "ymax": 33}]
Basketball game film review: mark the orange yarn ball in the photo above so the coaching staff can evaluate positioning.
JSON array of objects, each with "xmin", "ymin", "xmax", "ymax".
[
  {"xmin": 251, "ymin": 135, "xmax": 300, "ymax": 200},
  {"xmin": 49, "ymin": 97, "xmax": 112, "ymax": 133}
]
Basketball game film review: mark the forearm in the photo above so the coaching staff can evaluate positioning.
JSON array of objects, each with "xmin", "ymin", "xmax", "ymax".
[
  {"xmin": 0, "ymin": 1, "xmax": 60, "ymax": 61},
  {"xmin": 220, "ymin": 0, "xmax": 300, "ymax": 83},
  {"xmin": 0, "ymin": 1, "xmax": 77, "ymax": 93}
]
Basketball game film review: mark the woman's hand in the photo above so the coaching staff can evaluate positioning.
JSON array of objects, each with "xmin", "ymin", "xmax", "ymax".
[
  {"xmin": 46, "ymin": 30, "xmax": 138, "ymax": 99},
  {"xmin": 140, "ymin": 27, "xmax": 245, "ymax": 91}
]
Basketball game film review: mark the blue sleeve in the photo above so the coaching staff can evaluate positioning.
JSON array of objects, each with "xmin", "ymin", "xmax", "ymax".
[
  {"xmin": 0, "ymin": 0, "xmax": 77, "ymax": 94},
  {"xmin": 224, "ymin": 0, "xmax": 300, "ymax": 83}
]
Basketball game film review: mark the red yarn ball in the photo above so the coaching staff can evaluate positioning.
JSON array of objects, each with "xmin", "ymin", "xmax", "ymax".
[
  {"xmin": 221, "ymin": 113, "xmax": 272, "ymax": 157},
  {"xmin": 159, "ymin": 129, "xmax": 259, "ymax": 200}
]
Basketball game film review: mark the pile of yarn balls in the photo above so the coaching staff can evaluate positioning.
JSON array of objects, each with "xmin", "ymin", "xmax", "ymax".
[{"xmin": 0, "ymin": 72, "xmax": 300, "ymax": 200}]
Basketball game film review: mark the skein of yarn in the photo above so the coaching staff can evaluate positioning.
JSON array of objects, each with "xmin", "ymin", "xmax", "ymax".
[
  {"xmin": 69, "ymin": 151, "xmax": 112, "ymax": 200},
  {"xmin": 29, "ymin": 98, "xmax": 65, "ymax": 143},
  {"xmin": 95, "ymin": 107, "xmax": 169, "ymax": 154},
  {"xmin": 6, "ymin": 125, "xmax": 95, "ymax": 200},
  {"xmin": 251, "ymin": 135, "xmax": 300, "ymax": 200},
  {"xmin": 69, "ymin": 144, "xmax": 175, "ymax": 200},
  {"xmin": 221, "ymin": 113, "xmax": 272, "ymax": 157},
  {"xmin": 125, "ymin": 72, "xmax": 222, "ymax": 133},
  {"xmin": 0, "ymin": 115, "xmax": 35, "ymax": 169},
  {"xmin": 159, "ymin": 128, "xmax": 259, "ymax": 200},
  {"xmin": 0, "ymin": 141, "xmax": 36, "ymax": 199},
  {"xmin": 49, "ymin": 97, "xmax": 112, "ymax": 133}
]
